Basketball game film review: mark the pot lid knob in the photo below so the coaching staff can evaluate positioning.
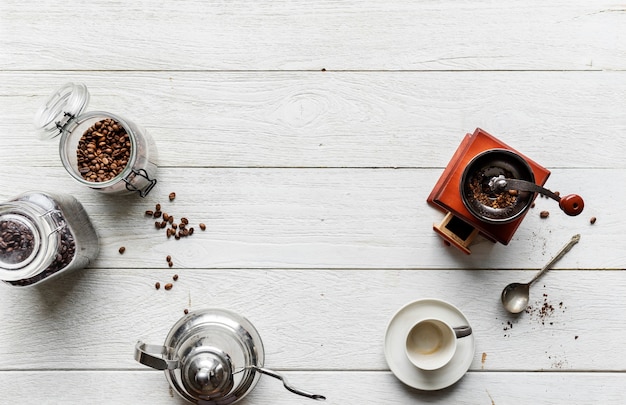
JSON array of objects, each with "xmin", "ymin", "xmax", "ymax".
[{"xmin": 182, "ymin": 348, "xmax": 234, "ymax": 400}]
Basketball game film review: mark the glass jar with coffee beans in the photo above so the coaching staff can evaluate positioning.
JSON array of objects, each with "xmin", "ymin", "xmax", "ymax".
[
  {"xmin": 0, "ymin": 191, "xmax": 99, "ymax": 287},
  {"xmin": 34, "ymin": 83, "xmax": 158, "ymax": 197}
]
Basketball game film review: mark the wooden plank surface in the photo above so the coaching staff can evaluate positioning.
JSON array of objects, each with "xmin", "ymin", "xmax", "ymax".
[
  {"xmin": 0, "ymin": 167, "xmax": 619, "ymax": 270},
  {"xmin": 0, "ymin": 1, "xmax": 624, "ymax": 71},
  {"xmin": 1, "ymin": 371, "xmax": 625, "ymax": 404},
  {"xmin": 1, "ymin": 0, "xmax": 625, "ymax": 404},
  {"xmin": 1, "ymin": 72, "xmax": 624, "ymax": 169}
]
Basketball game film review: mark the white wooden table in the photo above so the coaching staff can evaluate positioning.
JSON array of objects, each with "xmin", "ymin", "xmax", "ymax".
[{"xmin": 1, "ymin": 1, "xmax": 625, "ymax": 403}]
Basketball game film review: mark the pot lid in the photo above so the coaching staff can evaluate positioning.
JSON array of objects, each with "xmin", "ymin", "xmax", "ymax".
[
  {"xmin": 34, "ymin": 82, "xmax": 90, "ymax": 140},
  {"xmin": 164, "ymin": 308, "xmax": 264, "ymax": 404}
]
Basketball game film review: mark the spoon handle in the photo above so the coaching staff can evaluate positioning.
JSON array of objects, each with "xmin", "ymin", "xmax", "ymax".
[{"xmin": 529, "ymin": 234, "xmax": 581, "ymax": 285}]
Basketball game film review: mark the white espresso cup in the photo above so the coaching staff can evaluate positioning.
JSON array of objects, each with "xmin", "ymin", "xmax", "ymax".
[{"xmin": 405, "ymin": 318, "xmax": 472, "ymax": 370}]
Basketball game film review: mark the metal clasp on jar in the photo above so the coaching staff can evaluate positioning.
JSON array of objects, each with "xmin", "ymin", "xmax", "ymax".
[
  {"xmin": 41, "ymin": 209, "xmax": 67, "ymax": 235},
  {"xmin": 123, "ymin": 169, "xmax": 157, "ymax": 198}
]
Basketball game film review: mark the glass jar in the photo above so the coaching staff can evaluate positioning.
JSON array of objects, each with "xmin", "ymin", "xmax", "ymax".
[
  {"xmin": 0, "ymin": 191, "xmax": 99, "ymax": 287},
  {"xmin": 34, "ymin": 83, "xmax": 158, "ymax": 197}
]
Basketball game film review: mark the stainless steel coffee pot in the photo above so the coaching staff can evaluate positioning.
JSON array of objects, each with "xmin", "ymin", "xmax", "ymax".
[{"xmin": 135, "ymin": 308, "xmax": 325, "ymax": 404}]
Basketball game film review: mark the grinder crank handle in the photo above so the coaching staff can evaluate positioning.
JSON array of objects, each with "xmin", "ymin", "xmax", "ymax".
[{"xmin": 489, "ymin": 175, "xmax": 584, "ymax": 216}]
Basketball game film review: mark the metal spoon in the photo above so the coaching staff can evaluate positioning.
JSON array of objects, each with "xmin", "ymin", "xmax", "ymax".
[{"xmin": 501, "ymin": 234, "xmax": 581, "ymax": 314}]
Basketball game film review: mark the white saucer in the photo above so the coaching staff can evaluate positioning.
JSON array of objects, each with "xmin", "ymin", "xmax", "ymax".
[{"xmin": 384, "ymin": 298, "xmax": 475, "ymax": 391}]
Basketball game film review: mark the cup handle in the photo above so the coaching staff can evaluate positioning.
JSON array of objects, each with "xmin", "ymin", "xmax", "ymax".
[{"xmin": 453, "ymin": 326, "xmax": 472, "ymax": 339}]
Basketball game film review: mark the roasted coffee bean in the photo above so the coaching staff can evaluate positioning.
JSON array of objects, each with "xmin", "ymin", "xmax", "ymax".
[
  {"xmin": 168, "ymin": 216, "xmax": 174, "ymax": 224},
  {"xmin": 155, "ymin": 221, "xmax": 161, "ymax": 229},
  {"xmin": 184, "ymin": 309, "xmax": 189, "ymax": 314},
  {"xmin": 166, "ymin": 255, "xmax": 172, "ymax": 263},
  {"xmin": 166, "ymin": 229, "xmax": 173, "ymax": 238},
  {"xmin": 0, "ymin": 220, "xmax": 35, "ymax": 264},
  {"xmin": 199, "ymin": 223, "xmax": 206, "ymax": 231},
  {"xmin": 145, "ymin": 210, "xmax": 154, "ymax": 216},
  {"xmin": 189, "ymin": 227, "xmax": 194, "ymax": 235},
  {"xmin": 168, "ymin": 261, "xmax": 173, "ymax": 267},
  {"xmin": 540, "ymin": 211, "xmax": 550, "ymax": 218},
  {"xmin": 155, "ymin": 282, "xmax": 161, "ymax": 290},
  {"xmin": 169, "ymin": 192, "xmax": 176, "ymax": 201},
  {"xmin": 160, "ymin": 221, "xmax": 167, "ymax": 228},
  {"xmin": 155, "ymin": 203, "xmax": 161, "ymax": 211},
  {"xmin": 153, "ymin": 211, "xmax": 162, "ymax": 218},
  {"xmin": 173, "ymin": 274, "xmax": 178, "ymax": 281},
  {"xmin": 118, "ymin": 246, "xmax": 126, "ymax": 254},
  {"xmin": 6, "ymin": 221, "xmax": 76, "ymax": 286},
  {"xmin": 181, "ymin": 217, "xmax": 189, "ymax": 225},
  {"xmin": 163, "ymin": 213, "xmax": 170, "ymax": 221},
  {"xmin": 590, "ymin": 216, "xmax": 597, "ymax": 224},
  {"xmin": 164, "ymin": 283, "xmax": 173, "ymax": 290},
  {"xmin": 76, "ymin": 118, "xmax": 131, "ymax": 182},
  {"xmin": 172, "ymin": 223, "xmax": 178, "ymax": 230},
  {"xmin": 175, "ymin": 233, "xmax": 180, "ymax": 240}
]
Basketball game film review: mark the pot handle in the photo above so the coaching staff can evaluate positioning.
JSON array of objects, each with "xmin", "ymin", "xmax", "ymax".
[
  {"xmin": 134, "ymin": 341, "xmax": 180, "ymax": 370},
  {"xmin": 254, "ymin": 366, "xmax": 326, "ymax": 401}
]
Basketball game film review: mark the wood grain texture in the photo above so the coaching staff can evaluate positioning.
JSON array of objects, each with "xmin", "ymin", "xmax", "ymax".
[
  {"xmin": 0, "ymin": 71, "xmax": 624, "ymax": 168},
  {"xmin": 0, "ymin": 167, "xmax": 619, "ymax": 270},
  {"xmin": 1, "ymin": 371, "xmax": 625, "ymax": 404},
  {"xmin": 1, "ymin": 0, "xmax": 625, "ymax": 403},
  {"xmin": 1, "ymin": 269, "xmax": 625, "ymax": 371},
  {"xmin": 1, "ymin": 0, "xmax": 624, "ymax": 71}
]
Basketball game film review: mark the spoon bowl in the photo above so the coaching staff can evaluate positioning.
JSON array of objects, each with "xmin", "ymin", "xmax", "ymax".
[{"xmin": 501, "ymin": 282, "xmax": 531, "ymax": 314}]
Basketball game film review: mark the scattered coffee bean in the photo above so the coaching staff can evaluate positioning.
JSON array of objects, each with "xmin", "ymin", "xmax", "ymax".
[
  {"xmin": 169, "ymin": 192, "xmax": 176, "ymax": 201},
  {"xmin": 540, "ymin": 211, "xmax": 550, "ymax": 218},
  {"xmin": 163, "ymin": 213, "xmax": 170, "ymax": 221},
  {"xmin": 76, "ymin": 118, "xmax": 131, "ymax": 182},
  {"xmin": 168, "ymin": 261, "xmax": 173, "ymax": 267},
  {"xmin": 145, "ymin": 210, "xmax": 154, "ymax": 216},
  {"xmin": 168, "ymin": 216, "xmax": 174, "ymax": 224},
  {"xmin": 118, "ymin": 246, "xmax": 126, "ymax": 254},
  {"xmin": 199, "ymin": 223, "xmax": 206, "ymax": 231},
  {"xmin": 181, "ymin": 217, "xmax": 189, "ymax": 225},
  {"xmin": 160, "ymin": 221, "xmax": 167, "ymax": 228},
  {"xmin": 153, "ymin": 211, "xmax": 162, "ymax": 218},
  {"xmin": 155, "ymin": 203, "xmax": 161, "ymax": 211},
  {"xmin": 164, "ymin": 283, "xmax": 173, "ymax": 290},
  {"xmin": 166, "ymin": 255, "xmax": 172, "ymax": 263},
  {"xmin": 166, "ymin": 229, "xmax": 173, "ymax": 238},
  {"xmin": 590, "ymin": 216, "xmax": 597, "ymax": 224},
  {"xmin": 155, "ymin": 221, "xmax": 161, "ymax": 229},
  {"xmin": 155, "ymin": 282, "xmax": 161, "ymax": 290},
  {"xmin": 172, "ymin": 223, "xmax": 178, "ymax": 230},
  {"xmin": 173, "ymin": 274, "xmax": 178, "ymax": 281},
  {"xmin": 531, "ymin": 202, "xmax": 536, "ymax": 208},
  {"xmin": 184, "ymin": 309, "xmax": 189, "ymax": 314},
  {"xmin": 189, "ymin": 227, "xmax": 194, "ymax": 235}
]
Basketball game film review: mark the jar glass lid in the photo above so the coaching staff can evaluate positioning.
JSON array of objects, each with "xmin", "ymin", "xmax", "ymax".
[{"xmin": 34, "ymin": 82, "xmax": 90, "ymax": 140}]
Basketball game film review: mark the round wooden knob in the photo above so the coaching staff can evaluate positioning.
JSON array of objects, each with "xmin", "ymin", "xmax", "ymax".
[{"xmin": 559, "ymin": 194, "xmax": 584, "ymax": 216}]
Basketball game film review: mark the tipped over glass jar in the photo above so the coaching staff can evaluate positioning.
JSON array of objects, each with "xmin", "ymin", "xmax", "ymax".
[
  {"xmin": 34, "ymin": 83, "xmax": 158, "ymax": 197},
  {"xmin": 0, "ymin": 191, "xmax": 99, "ymax": 287}
]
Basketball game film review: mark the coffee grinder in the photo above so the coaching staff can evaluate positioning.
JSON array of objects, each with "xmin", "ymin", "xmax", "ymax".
[{"xmin": 427, "ymin": 128, "xmax": 583, "ymax": 254}]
